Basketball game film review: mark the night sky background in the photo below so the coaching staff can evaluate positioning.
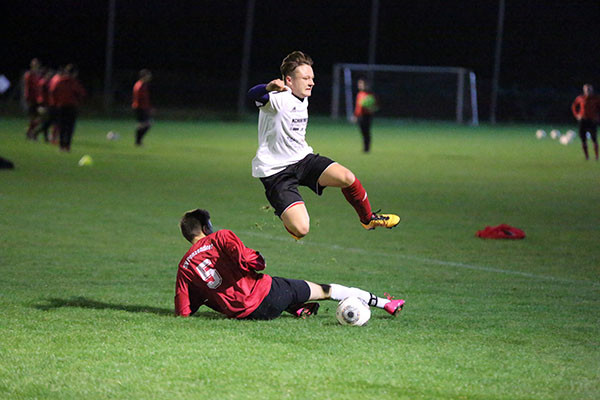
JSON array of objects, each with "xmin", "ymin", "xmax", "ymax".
[{"xmin": 3, "ymin": 0, "xmax": 600, "ymax": 121}]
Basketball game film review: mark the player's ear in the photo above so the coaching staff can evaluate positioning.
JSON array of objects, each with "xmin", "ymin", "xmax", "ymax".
[{"xmin": 202, "ymin": 220, "xmax": 213, "ymax": 235}]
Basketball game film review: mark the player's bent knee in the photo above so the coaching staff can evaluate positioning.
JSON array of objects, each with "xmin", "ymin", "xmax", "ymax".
[
  {"xmin": 341, "ymin": 170, "xmax": 356, "ymax": 187},
  {"xmin": 284, "ymin": 221, "xmax": 309, "ymax": 238},
  {"xmin": 294, "ymin": 223, "xmax": 310, "ymax": 238}
]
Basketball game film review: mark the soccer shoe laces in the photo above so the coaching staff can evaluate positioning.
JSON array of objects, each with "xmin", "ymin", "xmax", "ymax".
[
  {"xmin": 362, "ymin": 209, "xmax": 401, "ymax": 230},
  {"xmin": 371, "ymin": 213, "xmax": 391, "ymax": 222}
]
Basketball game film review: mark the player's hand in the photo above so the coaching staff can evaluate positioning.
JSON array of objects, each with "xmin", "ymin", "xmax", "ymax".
[
  {"xmin": 266, "ymin": 79, "xmax": 286, "ymax": 92},
  {"xmin": 351, "ymin": 116, "xmax": 357, "ymax": 123}
]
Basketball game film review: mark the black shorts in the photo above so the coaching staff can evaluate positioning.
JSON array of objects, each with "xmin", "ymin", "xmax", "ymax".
[
  {"xmin": 259, "ymin": 153, "xmax": 335, "ymax": 217},
  {"xmin": 579, "ymin": 119, "xmax": 598, "ymax": 142},
  {"xmin": 245, "ymin": 277, "xmax": 311, "ymax": 320},
  {"xmin": 27, "ymin": 103, "xmax": 39, "ymax": 116},
  {"xmin": 135, "ymin": 108, "xmax": 150, "ymax": 123}
]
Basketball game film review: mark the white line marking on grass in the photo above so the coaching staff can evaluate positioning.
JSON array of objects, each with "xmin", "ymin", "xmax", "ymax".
[{"xmin": 240, "ymin": 230, "xmax": 598, "ymax": 287}]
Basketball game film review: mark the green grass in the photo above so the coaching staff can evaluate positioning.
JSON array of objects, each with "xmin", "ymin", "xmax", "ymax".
[{"xmin": 1, "ymin": 117, "xmax": 598, "ymax": 399}]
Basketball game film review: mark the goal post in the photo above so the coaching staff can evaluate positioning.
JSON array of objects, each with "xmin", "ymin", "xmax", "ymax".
[{"xmin": 331, "ymin": 63, "xmax": 479, "ymax": 125}]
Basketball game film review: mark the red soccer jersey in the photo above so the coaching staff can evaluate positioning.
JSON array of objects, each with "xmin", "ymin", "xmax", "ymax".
[
  {"xmin": 354, "ymin": 90, "xmax": 377, "ymax": 117},
  {"xmin": 51, "ymin": 76, "xmax": 86, "ymax": 107},
  {"xmin": 572, "ymin": 94, "xmax": 600, "ymax": 122},
  {"xmin": 174, "ymin": 229, "xmax": 272, "ymax": 318},
  {"xmin": 47, "ymin": 74, "xmax": 61, "ymax": 107},
  {"xmin": 132, "ymin": 80, "xmax": 151, "ymax": 110},
  {"xmin": 24, "ymin": 71, "xmax": 41, "ymax": 104},
  {"xmin": 36, "ymin": 77, "xmax": 49, "ymax": 105}
]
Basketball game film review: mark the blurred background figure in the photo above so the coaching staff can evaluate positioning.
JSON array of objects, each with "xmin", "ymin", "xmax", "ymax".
[
  {"xmin": 353, "ymin": 78, "xmax": 378, "ymax": 153},
  {"xmin": 571, "ymin": 83, "xmax": 600, "ymax": 161},
  {"xmin": 23, "ymin": 58, "xmax": 42, "ymax": 140},
  {"xmin": 31, "ymin": 69, "xmax": 54, "ymax": 142},
  {"xmin": 51, "ymin": 64, "xmax": 86, "ymax": 152},
  {"xmin": 132, "ymin": 69, "xmax": 153, "ymax": 146}
]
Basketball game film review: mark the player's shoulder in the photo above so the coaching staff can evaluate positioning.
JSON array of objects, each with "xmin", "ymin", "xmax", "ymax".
[
  {"xmin": 269, "ymin": 88, "xmax": 295, "ymax": 102},
  {"xmin": 214, "ymin": 229, "xmax": 238, "ymax": 241}
]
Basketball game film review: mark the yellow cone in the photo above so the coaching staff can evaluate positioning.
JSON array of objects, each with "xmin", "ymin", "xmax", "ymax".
[{"xmin": 78, "ymin": 155, "xmax": 93, "ymax": 166}]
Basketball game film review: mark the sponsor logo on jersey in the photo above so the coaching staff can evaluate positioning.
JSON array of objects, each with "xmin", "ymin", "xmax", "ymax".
[{"xmin": 183, "ymin": 244, "xmax": 214, "ymax": 269}]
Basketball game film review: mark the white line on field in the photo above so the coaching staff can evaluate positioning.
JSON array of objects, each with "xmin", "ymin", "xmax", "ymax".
[{"xmin": 239, "ymin": 230, "xmax": 598, "ymax": 287}]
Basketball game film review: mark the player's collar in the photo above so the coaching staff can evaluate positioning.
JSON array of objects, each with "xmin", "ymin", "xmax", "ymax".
[{"xmin": 292, "ymin": 93, "xmax": 306, "ymax": 102}]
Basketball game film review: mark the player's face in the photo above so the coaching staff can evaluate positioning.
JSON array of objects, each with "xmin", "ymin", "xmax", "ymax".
[{"xmin": 287, "ymin": 64, "xmax": 314, "ymax": 99}]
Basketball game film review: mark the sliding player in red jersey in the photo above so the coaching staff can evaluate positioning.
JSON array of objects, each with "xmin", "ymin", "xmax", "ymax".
[
  {"xmin": 571, "ymin": 84, "xmax": 600, "ymax": 161},
  {"xmin": 247, "ymin": 51, "xmax": 399, "ymax": 240},
  {"xmin": 132, "ymin": 69, "xmax": 153, "ymax": 146},
  {"xmin": 174, "ymin": 209, "xmax": 405, "ymax": 319}
]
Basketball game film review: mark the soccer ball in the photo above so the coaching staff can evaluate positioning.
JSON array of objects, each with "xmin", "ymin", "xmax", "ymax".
[
  {"xmin": 361, "ymin": 94, "xmax": 378, "ymax": 113},
  {"xmin": 535, "ymin": 129, "xmax": 546, "ymax": 139},
  {"xmin": 106, "ymin": 131, "xmax": 120, "ymax": 141},
  {"xmin": 550, "ymin": 129, "xmax": 561, "ymax": 139},
  {"xmin": 560, "ymin": 130, "xmax": 575, "ymax": 145},
  {"xmin": 336, "ymin": 296, "xmax": 371, "ymax": 326}
]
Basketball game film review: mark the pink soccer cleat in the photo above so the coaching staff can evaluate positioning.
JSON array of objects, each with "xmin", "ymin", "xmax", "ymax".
[
  {"xmin": 383, "ymin": 293, "xmax": 405, "ymax": 316},
  {"xmin": 294, "ymin": 302, "xmax": 320, "ymax": 319}
]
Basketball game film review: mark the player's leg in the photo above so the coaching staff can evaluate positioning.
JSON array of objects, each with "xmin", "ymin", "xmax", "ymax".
[
  {"xmin": 317, "ymin": 162, "xmax": 400, "ymax": 230},
  {"xmin": 57, "ymin": 108, "xmax": 68, "ymax": 151},
  {"xmin": 134, "ymin": 109, "xmax": 150, "ymax": 146},
  {"xmin": 590, "ymin": 123, "xmax": 598, "ymax": 161},
  {"xmin": 305, "ymin": 281, "xmax": 405, "ymax": 316},
  {"xmin": 246, "ymin": 277, "xmax": 316, "ymax": 320},
  {"xmin": 281, "ymin": 202, "xmax": 310, "ymax": 239},
  {"xmin": 62, "ymin": 107, "xmax": 76, "ymax": 151},
  {"xmin": 579, "ymin": 120, "xmax": 589, "ymax": 160},
  {"xmin": 358, "ymin": 115, "xmax": 372, "ymax": 152},
  {"xmin": 26, "ymin": 104, "xmax": 40, "ymax": 139},
  {"xmin": 261, "ymin": 169, "xmax": 311, "ymax": 239}
]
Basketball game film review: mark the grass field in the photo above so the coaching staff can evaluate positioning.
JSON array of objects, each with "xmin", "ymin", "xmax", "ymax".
[{"xmin": 1, "ymin": 116, "xmax": 599, "ymax": 399}]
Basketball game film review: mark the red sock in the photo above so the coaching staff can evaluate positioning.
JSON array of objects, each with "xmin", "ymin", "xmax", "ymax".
[{"xmin": 341, "ymin": 178, "xmax": 372, "ymax": 224}]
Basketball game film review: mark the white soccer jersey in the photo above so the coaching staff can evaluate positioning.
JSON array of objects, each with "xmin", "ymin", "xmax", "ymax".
[{"xmin": 251, "ymin": 88, "xmax": 313, "ymax": 178}]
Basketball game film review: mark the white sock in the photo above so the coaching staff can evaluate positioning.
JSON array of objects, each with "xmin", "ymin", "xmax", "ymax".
[{"xmin": 329, "ymin": 283, "xmax": 389, "ymax": 309}]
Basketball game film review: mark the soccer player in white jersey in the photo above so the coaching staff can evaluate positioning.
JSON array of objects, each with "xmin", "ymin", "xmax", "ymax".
[{"xmin": 248, "ymin": 51, "xmax": 400, "ymax": 239}]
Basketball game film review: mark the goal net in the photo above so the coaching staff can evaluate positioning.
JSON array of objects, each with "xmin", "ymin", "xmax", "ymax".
[{"xmin": 331, "ymin": 63, "xmax": 479, "ymax": 125}]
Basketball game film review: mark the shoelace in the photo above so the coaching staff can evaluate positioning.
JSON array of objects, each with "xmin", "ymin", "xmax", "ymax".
[{"xmin": 371, "ymin": 209, "xmax": 389, "ymax": 221}]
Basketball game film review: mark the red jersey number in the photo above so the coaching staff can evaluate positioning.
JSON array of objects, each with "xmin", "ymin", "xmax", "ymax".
[{"xmin": 195, "ymin": 259, "xmax": 222, "ymax": 289}]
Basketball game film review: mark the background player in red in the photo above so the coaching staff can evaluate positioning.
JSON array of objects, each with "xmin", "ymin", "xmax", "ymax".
[
  {"xmin": 51, "ymin": 64, "xmax": 86, "ymax": 152},
  {"xmin": 571, "ymin": 83, "xmax": 600, "ymax": 161},
  {"xmin": 32, "ymin": 69, "xmax": 54, "ymax": 142},
  {"xmin": 175, "ymin": 208, "xmax": 405, "ymax": 320},
  {"xmin": 352, "ymin": 77, "xmax": 378, "ymax": 153},
  {"xmin": 132, "ymin": 69, "xmax": 153, "ymax": 146},
  {"xmin": 45, "ymin": 68, "xmax": 63, "ymax": 144},
  {"xmin": 23, "ymin": 58, "xmax": 42, "ymax": 139}
]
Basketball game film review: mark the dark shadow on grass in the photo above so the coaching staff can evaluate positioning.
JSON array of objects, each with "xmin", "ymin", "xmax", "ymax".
[
  {"xmin": 33, "ymin": 297, "xmax": 226, "ymax": 319},
  {"xmin": 34, "ymin": 297, "xmax": 174, "ymax": 317}
]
